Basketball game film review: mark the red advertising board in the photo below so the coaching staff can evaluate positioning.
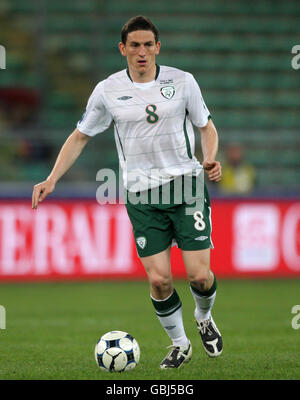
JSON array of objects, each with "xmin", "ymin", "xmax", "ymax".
[
  {"xmin": 211, "ymin": 199, "xmax": 300, "ymax": 277},
  {"xmin": 0, "ymin": 199, "xmax": 299, "ymax": 280}
]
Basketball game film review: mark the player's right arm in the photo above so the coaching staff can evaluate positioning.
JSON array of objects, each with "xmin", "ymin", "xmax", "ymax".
[
  {"xmin": 32, "ymin": 80, "xmax": 112, "ymax": 209},
  {"xmin": 31, "ymin": 128, "xmax": 90, "ymax": 209}
]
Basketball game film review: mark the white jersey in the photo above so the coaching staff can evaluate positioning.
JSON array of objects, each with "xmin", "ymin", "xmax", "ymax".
[{"xmin": 77, "ymin": 65, "xmax": 211, "ymax": 192}]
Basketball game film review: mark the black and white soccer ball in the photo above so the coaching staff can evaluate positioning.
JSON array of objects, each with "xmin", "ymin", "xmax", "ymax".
[{"xmin": 95, "ymin": 330, "xmax": 140, "ymax": 372}]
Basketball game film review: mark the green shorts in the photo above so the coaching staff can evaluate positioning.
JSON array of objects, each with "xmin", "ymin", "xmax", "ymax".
[{"xmin": 125, "ymin": 177, "xmax": 213, "ymax": 258}]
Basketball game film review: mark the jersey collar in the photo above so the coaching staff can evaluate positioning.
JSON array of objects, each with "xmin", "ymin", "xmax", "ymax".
[{"xmin": 126, "ymin": 64, "xmax": 160, "ymax": 83}]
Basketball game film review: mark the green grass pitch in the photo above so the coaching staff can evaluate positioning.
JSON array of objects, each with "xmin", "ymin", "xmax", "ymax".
[{"xmin": 0, "ymin": 279, "xmax": 300, "ymax": 380}]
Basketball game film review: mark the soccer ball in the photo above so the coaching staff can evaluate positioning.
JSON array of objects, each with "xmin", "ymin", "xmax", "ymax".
[{"xmin": 94, "ymin": 330, "xmax": 140, "ymax": 372}]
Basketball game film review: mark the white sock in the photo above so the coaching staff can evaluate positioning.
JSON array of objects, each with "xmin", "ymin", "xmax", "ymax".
[
  {"xmin": 157, "ymin": 307, "xmax": 189, "ymax": 347},
  {"xmin": 190, "ymin": 288, "xmax": 216, "ymax": 323},
  {"xmin": 151, "ymin": 290, "xmax": 189, "ymax": 348}
]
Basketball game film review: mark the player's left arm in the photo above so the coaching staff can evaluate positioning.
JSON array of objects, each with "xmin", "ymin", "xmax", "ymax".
[{"xmin": 198, "ymin": 119, "xmax": 222, "ymax": 182}]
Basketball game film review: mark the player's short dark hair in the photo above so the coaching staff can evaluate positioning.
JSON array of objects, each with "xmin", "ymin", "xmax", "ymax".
[{"xmin": 121, "ymin": 16, "xmax": 159, "ymax": 44}]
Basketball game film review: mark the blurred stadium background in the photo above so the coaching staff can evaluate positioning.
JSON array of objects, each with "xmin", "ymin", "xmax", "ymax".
[
  {"xmin": 0, "ymin": 0, "xmax": 300, "ymax": 380},
  {"xmin": 1, "ymin": 0, "xmax": 299, "ymax": 194},
  {"xmin": 0, "ymin": 0, "xmax": 300, "ymax": 379}
]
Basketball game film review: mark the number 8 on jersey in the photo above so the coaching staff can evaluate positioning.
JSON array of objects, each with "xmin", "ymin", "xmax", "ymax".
[{"xmin": 146, "ymin": 104, "xmax": 159, "ymax": 124}]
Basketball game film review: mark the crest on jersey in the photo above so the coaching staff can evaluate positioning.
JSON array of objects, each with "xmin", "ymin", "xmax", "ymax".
[
  {"xmin": 160, "ymin": 86, "xmax": 175, "ymax": 100},
  {"xmin": 136, "ymin": 236, "xmax": 147, "ymax": 249}
]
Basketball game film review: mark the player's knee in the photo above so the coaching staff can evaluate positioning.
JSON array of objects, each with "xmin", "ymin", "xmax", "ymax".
[
  {"xmin": 149, "ymin": 274, "xmax": 172, "ymax": 294},
  {"xmin": 188, "ymin": 269, "xmax": 211, "ymax": 288}
]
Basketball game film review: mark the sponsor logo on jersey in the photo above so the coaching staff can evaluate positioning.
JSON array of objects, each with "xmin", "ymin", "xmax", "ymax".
[
  {"xmin": 160, "ymin": 86, "xmax": 175, "ymax": 100},
  {"xmin": 136, "ymin": 236, "xmax": 147, "ymax": 249},
  {"xmin": 194, "ymin": 236, "xmax": 208, "ymax": 241},
  {"xmin": 117, "ymin": 96, "xmax": 133, "ymax": 100}
]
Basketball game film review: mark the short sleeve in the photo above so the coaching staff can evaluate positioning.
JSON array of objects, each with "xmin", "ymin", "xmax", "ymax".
[
  {"xmin": 77, "ymin": 80, "xmax": 112, "ymax": 136},
  {"xmin": 185, "ymin": 72, "xmax": 211, "ymax": 128}
]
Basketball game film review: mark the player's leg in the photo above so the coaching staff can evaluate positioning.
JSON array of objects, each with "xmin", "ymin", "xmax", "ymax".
[
  {"xmin": 182, "ymin": 248, "xmax": 216, "ymax": 320},
  {"xmin": 169, "ymin": 178, "xmax": 222, "ymax": 357},
  {"xmin": 140, "ymin": 247, "xmax": 192, "ymax": 368},
  {"xmin": 125, "ymin": 199, "xmax": 191, "ymax": 368},
  {"xmin": 182, "ymin": 248, "xmax": 222, "ymax": 357}
]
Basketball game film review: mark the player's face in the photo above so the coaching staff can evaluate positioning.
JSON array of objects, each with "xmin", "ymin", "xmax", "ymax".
[{"xmin": 119, "ymin": 30, "xmax": 161, "ymax": 81}]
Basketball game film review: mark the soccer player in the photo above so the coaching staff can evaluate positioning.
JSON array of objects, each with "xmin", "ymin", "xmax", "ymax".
[{"xmin": 32, "ymin": 16, "xmax": 223, "ymax": 369}]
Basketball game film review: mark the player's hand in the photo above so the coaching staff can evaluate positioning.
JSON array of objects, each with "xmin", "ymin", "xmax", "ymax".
[
  {"xmin": 32, "ymin": 179, "xmax": 56, "ymax": 209},
  {"xmin": 203, "ymin": 160, "xmax": 222, "ymax": 182}
]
